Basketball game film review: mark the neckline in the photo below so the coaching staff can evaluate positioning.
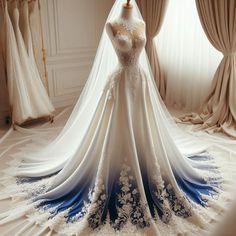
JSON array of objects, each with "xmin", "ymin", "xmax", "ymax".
[
  {"xmin": 118, "ymin": 18, "xmax": 137, "ymax": 33},
  {"xmin": 115, "ymin": 18, "xmax": 142, "ymax": 34}
]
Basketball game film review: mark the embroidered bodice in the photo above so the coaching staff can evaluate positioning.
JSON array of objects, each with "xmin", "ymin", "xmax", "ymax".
[{"xmin": 107, "ymin": 20, "xmax": 146, "ymax": 68}]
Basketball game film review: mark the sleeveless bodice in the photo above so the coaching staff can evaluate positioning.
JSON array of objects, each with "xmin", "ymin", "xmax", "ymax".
[{"xmin": 111, "ymin": 26, "xmax": 146, "ymax": 68}]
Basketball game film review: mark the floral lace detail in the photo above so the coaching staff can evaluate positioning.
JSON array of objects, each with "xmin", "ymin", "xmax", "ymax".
[
  {"xmin": 19, "ymin": 160, "xmax": 192, "ymax": 232},
  {"xmin": 104, "ymin": 66, "xmax": 143, "ymax": 100},
  {"xmin": 115, "ymin": 34, "xmax": 131, "ymax": 43},
  {"xmin": 151, "ymin": 161, "xmax": 192, "ymax": 222},
  {"xmin": 112, "ymin": 20, "xmax": 146, "ymax": 68},
  {"xmin": 103, "ymin": 20, "xmax": 146, "ymax": 100},
  {"xmin": 152, "ymin": 176, "xmax": 192, "ymax": 222},
  {"xmin": 116, "ymin": 19, "xmax": 140, "ymax": 33},
  {"xmin": 113, "ymin": 162, "xmax": 151, "ymax": 230},
  {"xmin": 16, "ymin": 176, "xmax": 53, "ymax": 199},
  {"xmin": 87, "ymin": 178, "xmax": 107, "ymax": 229},
  {"xmin": 85, "ymin": 162, "xmax": 151, "ymax": 231},
  {"xmin": 117, "ymin": 50, "xmax": 139, "ymax": 67},
  {"xmin": 126, "ymin": 67, "xmax": 141, "ymax": 99},
  {"xmin": 103, "ymin": 67, "xmax": 124, "ymax": 100},
  {"xmin": 165, "ymin": 184, "xmax": 192, "ymax": 218},
  {"xmin": 151, "ymin": 169, "xmax": 172, "ymax": 223}
]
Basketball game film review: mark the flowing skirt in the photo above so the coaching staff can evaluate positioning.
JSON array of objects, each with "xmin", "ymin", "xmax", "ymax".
[{"xmin": 0, "ymin": 65, "xmax": 231, "ymax": 236}]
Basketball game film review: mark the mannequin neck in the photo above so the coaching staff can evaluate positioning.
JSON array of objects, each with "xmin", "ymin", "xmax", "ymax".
[{"xmin": 120, "ymin": 5, "xmax": 133, "ymax": 21}]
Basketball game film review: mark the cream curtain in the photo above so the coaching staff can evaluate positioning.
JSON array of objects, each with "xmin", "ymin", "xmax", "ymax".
[
  {"xmin": 136, "ymin": 0, "xmax": 169, "ymax": 98},
  {"xmin": 182, "ymin": 0, "xmax": 236, "ymax": 137},
  {"xmin": 29, "ymin": 0, "xmax": 48, "ymax": 92}
]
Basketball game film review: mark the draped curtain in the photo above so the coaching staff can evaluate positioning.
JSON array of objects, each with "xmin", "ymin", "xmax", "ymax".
[
  {"xmin": 136, "ymin": 0, "xmax": 169, "ymax": 98},
  {"xmin": 28, "ymin": 0, "xmax": 48, "ymax": 92},
  {"xmin": 182, "ymin": 0, "xmax": 236, "ymax": 137},
  {"xmin": 156, "ymin": 0, "xmax": 222, "ymax": 111}
]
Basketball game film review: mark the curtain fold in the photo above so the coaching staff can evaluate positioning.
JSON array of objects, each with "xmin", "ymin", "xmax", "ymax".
[
  {"xmin": 136, "ymin": 0, "xmax": 169, "ymax": 98},
  {"xmin": 29, "ymin": 0, "xmax": 48, "ymax": 92},
  {"xmin": 182, "ymin": 0, "xmax": 236, "ymax": 137},
  {"xmin": 156, "ymin": 0, "xmax": 222, "ymax": 111}
]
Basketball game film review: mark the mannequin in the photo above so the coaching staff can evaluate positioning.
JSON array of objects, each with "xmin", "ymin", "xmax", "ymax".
[
  {"xmin": 126, "ymin": 0, "xmax": 131, "ymax": 7},
  {"xmin": 124, "ymin": 0, "xmax": 132, "ymax": 10},
  {"xmin": 106, "ymin": 0, "xmax": 145, "ymax": 45}
]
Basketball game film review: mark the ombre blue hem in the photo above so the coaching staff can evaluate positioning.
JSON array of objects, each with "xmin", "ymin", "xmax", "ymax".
[{"xmin": 16, "ymin": 153, "xmax": 221, "ymax": 230}]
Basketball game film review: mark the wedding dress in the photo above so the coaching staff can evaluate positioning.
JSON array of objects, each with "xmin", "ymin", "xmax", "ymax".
[
  {"xmin": 19, "ymin": 0, "xmax": 45, "ymax": 90},
  {"xmin": 28, "ymin": 0, "xmax": 47, "ymax": 89},
  {"xmin": 4, "ymin": 1, "xmax": 54, "ymax": 125},
  {"xmin": 0, "ymin": 1, "xmax": 235, "ymax": 236}
]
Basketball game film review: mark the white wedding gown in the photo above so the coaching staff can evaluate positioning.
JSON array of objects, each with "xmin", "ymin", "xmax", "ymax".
[
  {"xmin": 4, "ymin": 1, "xmax": 54, "ymax": 125},
  {"xmin": 19, "ymin": 0, "xmax": 44, "ymax": 91},
  {"xmin": 0, "ymin": 1, "xmax": 235, "ymax": 236}
]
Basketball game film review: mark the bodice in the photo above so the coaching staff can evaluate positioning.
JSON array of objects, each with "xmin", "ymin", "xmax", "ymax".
[{"xmin": 109, "ymin": 22, "xmax": 146, "ymax": 68}]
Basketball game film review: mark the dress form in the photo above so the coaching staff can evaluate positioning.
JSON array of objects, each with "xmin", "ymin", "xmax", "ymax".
[{"xmin": 106, "ymin": 3, "xmax": 145, "ymax": 41}]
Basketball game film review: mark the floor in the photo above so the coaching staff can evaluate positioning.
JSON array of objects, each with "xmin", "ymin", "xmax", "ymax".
[{"xmin": 0, "ymin": 107, "xmax": 236, "ymax": 236}]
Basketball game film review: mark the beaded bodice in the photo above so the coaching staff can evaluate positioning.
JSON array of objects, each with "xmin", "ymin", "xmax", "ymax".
[{"xmin": 109, "ymin": 20, "xmax": 146, "ymax": 68}]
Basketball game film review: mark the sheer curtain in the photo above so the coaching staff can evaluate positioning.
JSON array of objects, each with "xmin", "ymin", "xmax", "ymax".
[
  {"xmin": 136, "ymin": 0, "xmax": 168, "ymax": 98},
  {"xmin": 156, "ymin": 0, "xmax": 222, "ymax": 111}
]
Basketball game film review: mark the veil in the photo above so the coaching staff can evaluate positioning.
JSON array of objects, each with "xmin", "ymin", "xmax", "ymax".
[
  {"xmin": 12, "ymin": 0, "xmax": 226, "ymax": 176},
  {"xmin": 17, "ymin": 0, "xmax": 142, "ymax": 163}
]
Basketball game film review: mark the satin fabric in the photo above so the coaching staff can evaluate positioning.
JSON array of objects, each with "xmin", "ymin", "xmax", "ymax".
[{"xmin": 4, "ymin": 1, "xmax": 54, "ymax": 125}]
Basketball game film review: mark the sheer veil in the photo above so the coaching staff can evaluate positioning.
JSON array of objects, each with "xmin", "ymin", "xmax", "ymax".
[
  {"xmin": 12, "ymin": 0, "xmax": 229, "ymax": 177},
  {"xmin": 15, "ymin": 0, "xmax": 144, "ymax": 167}
]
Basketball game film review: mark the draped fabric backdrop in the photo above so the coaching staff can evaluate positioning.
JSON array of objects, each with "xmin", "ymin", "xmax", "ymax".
[
  {"xmin": 136, "ymin": 0, "xmax": 168, "ymax": 98},
  {"xmin": 182, "ymin": 0, "xmax": 236, "ymax": 137},
  {"xmin": 29, "ymin": 0, "xmax": 48, "ymax": 92},
  {"xmin": 156, "ymin": 0, "xmax": 222, "ymax": 111}
]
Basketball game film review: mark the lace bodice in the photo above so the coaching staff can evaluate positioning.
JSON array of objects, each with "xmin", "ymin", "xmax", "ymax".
[{"xmin": 107, "ymin": 20, "xmax": 146, "ymax": 68}]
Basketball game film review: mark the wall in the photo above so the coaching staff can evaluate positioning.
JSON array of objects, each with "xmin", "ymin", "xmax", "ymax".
[{"xmin": 40, "ymin": 0, "xmax": 113, "ymax": 108}]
